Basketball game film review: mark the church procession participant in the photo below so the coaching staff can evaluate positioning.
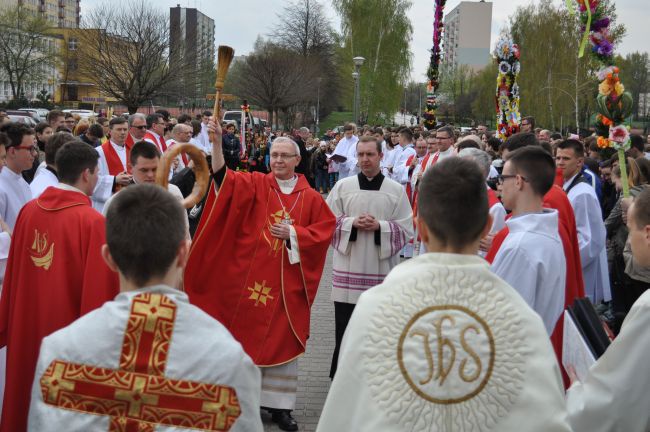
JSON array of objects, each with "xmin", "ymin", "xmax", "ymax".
[
  {"xmin": 458, "ymin": 147, "xmax": 506, "ymax": 257},
  {"xmin": 326, "ymin": 135, "xmax": 413, "ymax": 378},
  {"xmin": 28, "ymin": 184, "xmax": 263, "ymax": 432},
  {"xmin": 92, "ymin": 117, "xmax": 133, "ymax": 213},
  {"xmin": 184, "ymin": 120, "xmax": 335, "ymax": 431},
  {"xmin": 0, "ymin": 141, "xmax": 119, "ymax": 431},
  {"xmin": 0, "ymin": 123, "xmax": 35, "ymax": 232},
  {"xmin": 125, "ymin": 112, "xmax": 148, "ymax": 149},
  {"xmin": 389, "ymin": 127, "xmax": 416, "ymax": 186},
  {"xmin": 29, "ymin": 132, "xmax": 76, "ymax": 198},
  {"xmin": 102, "ymin": 141, "xmax": 185, "ymax": 216},
  {"xmin": 331, "ymin": 123, "xmax": 359, "ymax": 179},
  {"xmin": 565, "ymin": 187, "xmax": 650, "ymax": 432},
  {"xmin": 490, "ymin": 146, "xmax": 566, "ymax": 335},
  {"xmin": 143, "ymin": 113, "xmax": 168, "ymax": 154},
  {"xmin": 317, "ymin": 157, "xmax": 571, "ymax": 432},
  {"xmin": 556, "ymin": 139, "xmax": 610, "ymax": 303}
]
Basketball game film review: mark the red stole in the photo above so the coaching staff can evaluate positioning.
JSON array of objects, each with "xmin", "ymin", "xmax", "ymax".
[
  {"xmin": 144, "ymin": 131, "xmax": 167, "ymax": 153},
  {"xmin": 168, "ymin": 140, "xmax": 189, "ymax": 166},
  {"xmin": 0, "ymin": 187, "xmax": 119, "ymax": 431},
  {"xmin": 184, "ymin": 170, "xmax": 335, "ymax": 366},
  {"xmin": 405, "ymin": 154, "xmax": 416, "ymax": 207},
  {"xmin": 485, "ymin": 185, "xmax": 584, "ymax": 388},
  {"xmin": 487, "ymin": 188, "xmax": 500, "ymax": 209},
  {"xmin": 100, "ymin": 141, "xmax": 130, "ymax": 175}
]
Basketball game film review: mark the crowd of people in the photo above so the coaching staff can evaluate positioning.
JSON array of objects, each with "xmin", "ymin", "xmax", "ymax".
[{"xmin": 0, "ymin": 108, "xmax": 649, "ymax": 431}]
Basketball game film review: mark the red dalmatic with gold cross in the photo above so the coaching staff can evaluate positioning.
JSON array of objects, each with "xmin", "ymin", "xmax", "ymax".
[
  {"xmin": 38, "ymin": 293, "xmax": 241, "ymax": 431},
  {"xmin": 185, "ymin": 170, "xmax": 335, "ymax": 367}
]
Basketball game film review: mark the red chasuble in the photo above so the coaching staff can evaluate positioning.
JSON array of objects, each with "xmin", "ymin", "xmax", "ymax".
[
  {"xmin": 485, "ymin": 185, "xmax": 584, "ymax": 388},
  {"xmin": 0, "ymin": 187, "xmax": 119, "ymax": 432},
  {"xmin": 184, "ymin": 170, "xmax": 335, "ymax": 367},
  {"xmin": 144, "ymin": 131, "xmax": 168, "ymax": 153}
]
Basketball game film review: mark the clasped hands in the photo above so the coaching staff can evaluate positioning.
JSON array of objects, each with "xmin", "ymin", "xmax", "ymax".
[
  {"xmin": 270, "ymin": 223, "xmax": 291, "ymax": 240},
  {"xmin": 353, "ymin": 214, "xmax": 380, "ymax": 231}
]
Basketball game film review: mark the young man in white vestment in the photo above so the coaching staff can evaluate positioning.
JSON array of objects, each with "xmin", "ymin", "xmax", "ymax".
[
  {"xmin": 316, "ymin": 157, "xmax": 571, "ymax": 432},
  {"xmin": 28, "ymin": 184, "xmax": 263, "ymax": 432},
  {"xmin": 326, "ymin": 135, "xmax": 413, "ymax": 378},
  {"xmin": 565, "ymin": 187, "xmax": 650, "ymax": 432},
  {"xmin": 556, "ymin": 139, "xmax": 610, "ymax": 303},
  {"xmin": 389, "ymin": 127, "xmax": 416, "ymax": 186},
  {"xmin": 331, "ymin": 123, "xmax": 359, "ymax": 179},
  {"xmin": 29, "ymin": 132, "xmax": 76, "ymax": 198},
  {"xmin": 490, "ymin": 146, "xmax": 566, "ymax": 334}
]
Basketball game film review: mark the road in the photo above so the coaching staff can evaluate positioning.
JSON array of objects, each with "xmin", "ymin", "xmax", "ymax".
[{"xmin": 262, "ymin": 249, "xmax": 335, "ymax": 431}]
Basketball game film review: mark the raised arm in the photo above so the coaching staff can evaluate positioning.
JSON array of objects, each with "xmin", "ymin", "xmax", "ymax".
[{"xmin": 208, "ymin": 119, "xmax": 224, "ymax": 173}]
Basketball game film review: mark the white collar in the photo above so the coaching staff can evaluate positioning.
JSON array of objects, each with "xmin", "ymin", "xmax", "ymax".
[
  {"xmin": 148, "ymin": 130, "xmax": 161, "ymax": 140},
  {"xmin": 110, "ymin": 140, "xmax": 126, "ymax": 151},
  {"xmin": 439, "ymin": 146, "xmax": 454, "ymax": 155},
  {"xmin": 562, "ymin": 172, "xmax": 580, "ymax": 190},
  {"xmin": 506, "ymin": 209, "xmax": 559, "ymax": 234},
  {"xmin": 55, "ymin": 182, "xmax": 86, "ymax": 195},
  {"xmin": 275, "ymin": 175, "xmax": 298, "ymax": 187}
]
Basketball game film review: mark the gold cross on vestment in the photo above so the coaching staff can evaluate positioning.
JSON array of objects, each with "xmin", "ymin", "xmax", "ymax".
[{"xmin": 247, "ymin": 281, "xmax": 274, "ymax": 306}]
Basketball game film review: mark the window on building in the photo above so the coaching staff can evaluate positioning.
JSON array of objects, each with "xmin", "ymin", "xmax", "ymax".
[{"xmin": 68, "ymin": 37, "xmax": 78, "ymax": 51}]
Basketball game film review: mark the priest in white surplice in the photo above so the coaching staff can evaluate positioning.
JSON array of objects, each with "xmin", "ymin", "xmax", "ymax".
[
  {"xmin": 331, "ymin": 123, "xmax": 359, "ymax": 179},
  {"xmin": 28, "ymin": 184, "xmax": 263, "ymax": 432},
  {"xmin": 557, "ymin": 139, "xmax": 610, "ymax": 303},
  {"xmin": 326, "ymin": 135, "xmax": 413, "ymax": 378},
  {"xmin": 317, "ymin": 158, "xmax": 571, "ymax": 432},
  {"xmin": 566, "ymin": 188, "xmax": 650, "ymax": 432},
  {"xmin": 491, "ymin": 146, "xmax": 566, "ymax": 334},
  {"xmin": 92, "ymin": 117, "xmax": 133, "ymax": 213},
  {"xmin": 389, "ymin": 127, "xmax": 416, "ymax": 186}
]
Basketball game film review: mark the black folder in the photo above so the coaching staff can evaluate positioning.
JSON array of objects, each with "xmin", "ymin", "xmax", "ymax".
[{"xmin": 567, "ymin": 297, "xmax": 611, "ymax": 359}]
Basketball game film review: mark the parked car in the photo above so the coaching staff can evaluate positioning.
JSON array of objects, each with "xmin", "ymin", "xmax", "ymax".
[
  {"xmin": 6, "ymin": 110, "xmax": 39, "ymax": 126},
  {"xmin": 62, "ymin": 109, "xmax": 98, "ymax": 119},
  {"xmin": 19, "ymin": 108, "xmax": 49, "ymax": 122},
  {"xmin": 222, "ymin": 110, "xmax": 254, "ymax": 132}
]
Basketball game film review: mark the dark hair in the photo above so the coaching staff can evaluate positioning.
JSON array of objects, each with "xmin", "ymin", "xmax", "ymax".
[
  {"xmin": 0, "ymin": 132, "xmax": 8, "ymax": 148},
  {"xmin": 87, "ymin": 123, "xmax": 104, "ymax": 139},
  {"xmin": 96, "ymin": 117, "xmax": 109, "ymax": 126},
  {"xmin": 105, "ymin": 184, "xmax": 187, "ymax": 286},
  {"xmin": 399, "ymin": 127, "xmax": 413, "ymax": 141},
  {"xmin": 146, "ymin": 113, "xmax": 163, "ymax": 129},
  {"xmin": 46, "ymin": 110, "xmax": 64, "ymax": 124},
  {"xmin": 631, "ymin": 187, "xmax": 650, "ymax": 229},
  {"xmin": 557, "ymin": 139, "xmax": 584, "ymax": 158},
  {"xmin": 550, "ymin": 132, "xmax": 562, "ymax": 140},
  {"xmin": 583, "ymin": 157, "xmax": 599, "ymax": 176},
  {"xmin": 177, "ymin": 113, "xmax": 192, "ymax": 124},
  {"xmin": 155, "ymin": 109, "xmax": 171, "ymax": 122},
  {"xmin": 55, "ymin": 140, "xmax": 99, "ymax": 184},
  {"xmin": 630, "ymin": 134, "xmax": 644, "ymax": 153},
  {"xmin": 634, "ymin": 157, "xmax": 650, "ymax": 185},
  {"xmin": 372, "ymin": 127, "xmax": 384, "ymax": 136},
  {"xmin": 487, "ymin": 137, "xmax": 502, "ymax": 153},
  {"xmin": 35, "ymin": 122, "xmax": 51, "ymax": 135},
  {"xmin": 418, "ymin": 158, "xmax": 488, "ymax": 249},
  {"xmin": 436, "ymin": 125, "xmax": 454, "ymax": 138},
  {"xmin": 456, "ymin": 139, "xmax": 480, "ymax": 151},
  {"xmin": 343, "ymin": 123, "xmax": 356, "ymax": 132},
  {"xmin": 45, "ymin": 132, "xmax": 75, "ymax": 165},
  {"xmin": 506, "ymin": 146, "xmax": 556, "ymax": 197},
  {"xmin": 356, "ymin": 135, "xmax": 381, "ymax": 153},
  {"xmin": 202, "ymin": 110, "xmax": 212, "ymax": 117},
  {"xmin": 190, "ymin": 119, "xmax": 201, "ymax": 137},
  {"xmin": 109, "ymin": 117, "xmax": 128, "ymax": 128},
  {"xmin": 0, "ymin": 122, "xmax": 35, "ymax": 148},
  {"xmin": 130, "ymin": 140, "xmax": 160, "ymax": 166},
  {"xmin": 522, "ymin": 116, "xmax": 535, "ymax": 129},
  {"xmin": 539, "ymin": 141, "xmax": 553, "ymax": 156},
  {"xmin": 502, "ymin": 132, "xmax": 537, "ymax": 153}
]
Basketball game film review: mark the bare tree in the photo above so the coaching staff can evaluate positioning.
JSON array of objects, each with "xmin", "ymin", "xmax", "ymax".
[
  {"xmin": 229, "ymin": 40, "xmax": 320, "ymax": 129},
  {"xmin": 0, "ymin": 6, "xmax": 57, "ymax": 102},
  {"xmin": 75, "ymin": 1, "xmax": 184, "ymax": 113}
]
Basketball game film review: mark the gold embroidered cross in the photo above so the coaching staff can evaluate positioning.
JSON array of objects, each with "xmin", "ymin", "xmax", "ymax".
[{"xmin": 247, "ymin": 281, "xmax": 274, "ymax": 306}]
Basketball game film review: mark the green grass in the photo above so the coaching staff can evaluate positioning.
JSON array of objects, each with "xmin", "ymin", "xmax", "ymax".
[{"xmin": 319, "ymin": 111, "xmax": 353, "ymax": 133}]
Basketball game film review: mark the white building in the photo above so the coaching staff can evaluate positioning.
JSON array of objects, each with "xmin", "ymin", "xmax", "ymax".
[{"xmin": 443, "ymin": 1, "xmax": 493, "ymax": 71}]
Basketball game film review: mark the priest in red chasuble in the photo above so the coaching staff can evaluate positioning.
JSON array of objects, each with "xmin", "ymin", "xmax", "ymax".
[
  {"xmin": 0, "ymin": 141, "xmax": 119, "ymax": 432},
  {"xmin": 185, "ymin": 121, "xmax": 335, "ymax": 431}
]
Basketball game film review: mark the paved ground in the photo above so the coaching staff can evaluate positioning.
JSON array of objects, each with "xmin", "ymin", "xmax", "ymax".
[{"xmin": 262, "ymin": 249, "xmax": 335, "ymax": 431}]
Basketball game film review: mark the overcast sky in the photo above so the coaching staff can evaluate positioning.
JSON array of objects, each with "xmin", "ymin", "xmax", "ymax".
[{"xmin": 83, "ymin": 0, "xmax": 646, "ymax": 82}]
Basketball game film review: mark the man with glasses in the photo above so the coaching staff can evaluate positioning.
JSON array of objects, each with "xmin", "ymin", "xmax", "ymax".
[
  {"xmin": 143, "ymin": 113, "xmax": 168, "ymax": 154},
  {"xmin": 491, "ymin": 146, "xmax": 566, "ymax": 335},
  {"xmin": 125, "ymin": 113, "xmax": 147, "ymax": 150},
  {"xmin": 185, "ymin": 122, "xmax": 335, "ymax": 432},
  {"xmin": 521, "ymin": 116, "xmax": 535, "ymax": 133},
  {"xmin": 0, "ymin": 123, "xmax": 35, "ymax": 231}
]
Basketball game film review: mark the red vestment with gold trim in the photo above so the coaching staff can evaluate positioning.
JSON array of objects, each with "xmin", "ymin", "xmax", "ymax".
[
  {"xmin": 184, "ymin": 170, "xmax": 335, "ymax": 366},
  {"xmin": 0, "ymin": 187, "xmax": 119, "ymax": 431}
]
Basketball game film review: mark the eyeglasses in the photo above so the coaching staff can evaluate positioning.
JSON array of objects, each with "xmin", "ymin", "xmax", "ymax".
[
  {"xmin": 436, "ymin": 136, "xmax": 452, "ymax": 140},
  {"xmin": 521, "ymin": 122, "xmax": 530, "ymax": 126},
  {"xmin": 270, "ymin": 153, "xmax": 298, "ymax": 160},
  {"xmin": 132, "ymin": 125, "xmax": 147, "ymax": 130},
  {"xmin": 497, "ymin": 174, "xmax": 527, "ymax": 184},
  {"xmin": 14, "ymin": 145, "xmax": 38, "ymax": 154}
]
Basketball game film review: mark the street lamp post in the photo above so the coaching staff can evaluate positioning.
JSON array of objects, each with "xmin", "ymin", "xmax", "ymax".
[
  {"xmin": 316, "ymin": 77, "xmax": 322, "ymax": 136},
  {"xmin": 352, "ymin": 56, "xmax": 365, "ymax": 124}
]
